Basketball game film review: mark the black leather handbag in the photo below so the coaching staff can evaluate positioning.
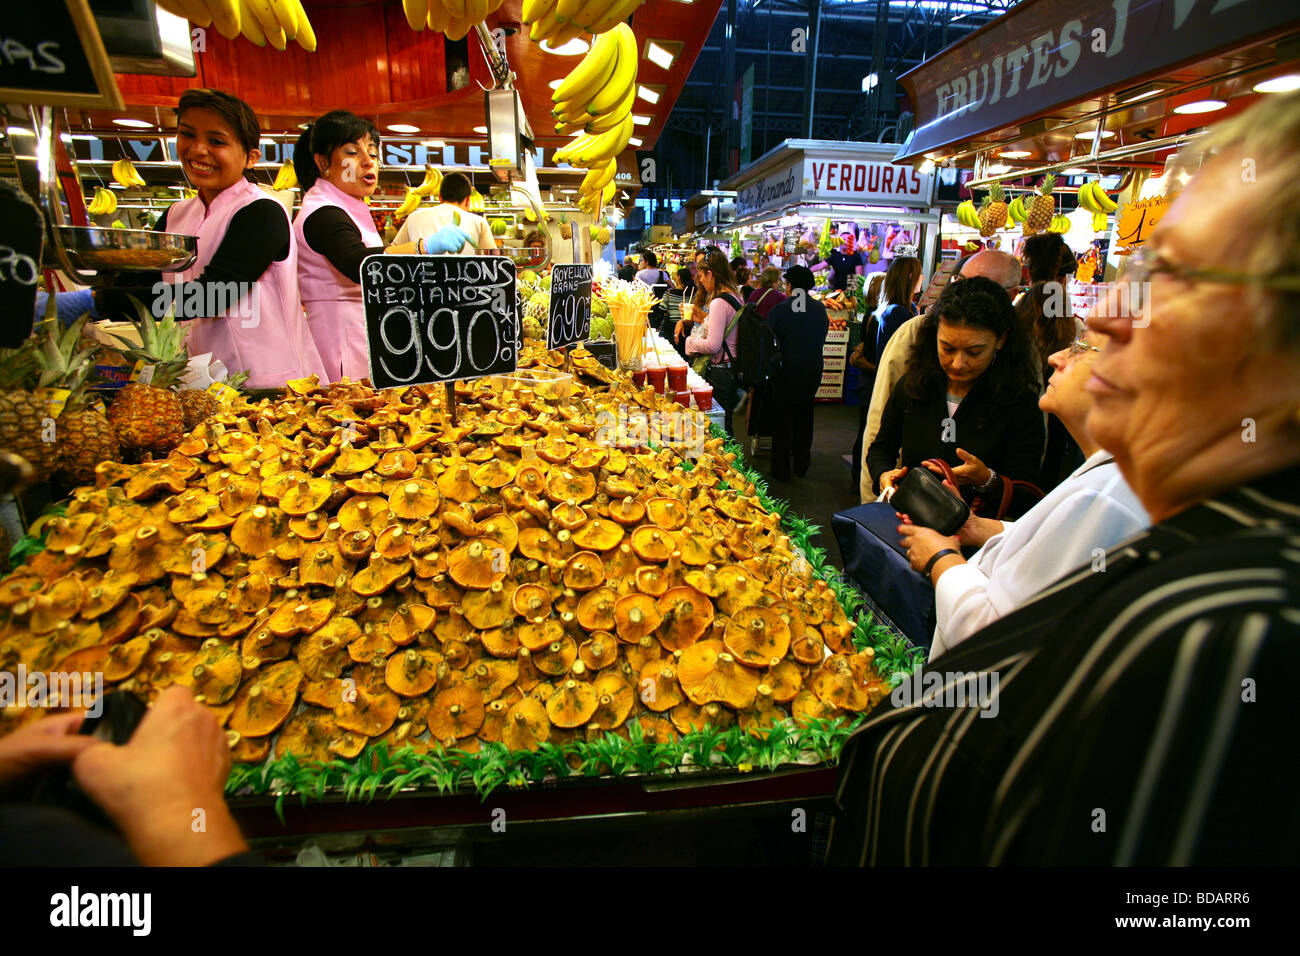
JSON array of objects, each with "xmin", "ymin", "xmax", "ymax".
[{"xmin": 890, "ymin": 458, "xmax": 970, "ymax": 536}]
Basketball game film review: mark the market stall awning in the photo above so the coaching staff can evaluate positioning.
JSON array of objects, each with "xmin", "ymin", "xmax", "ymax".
[
  {"xmin": 721, "ymin": 140, "xmax": 936, "ymax": 221},
  {"xmin": 893, "ymin": 0, "xmax": 1300, "ymax": 165}
]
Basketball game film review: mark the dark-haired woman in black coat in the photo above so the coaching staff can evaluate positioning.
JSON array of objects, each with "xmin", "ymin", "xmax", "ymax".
[{"xmin": 867, "ymin": 276, "xmax": 1045, "ymax": 504}]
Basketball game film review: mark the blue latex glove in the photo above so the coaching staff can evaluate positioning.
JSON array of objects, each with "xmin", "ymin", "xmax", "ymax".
[
  {"xmin": 34, "ymin": 289, "xmax": 100, "ymax": 326},
  {"xmin": 423, "ymin": 225, "xmax": 474, "ymax": 254}
]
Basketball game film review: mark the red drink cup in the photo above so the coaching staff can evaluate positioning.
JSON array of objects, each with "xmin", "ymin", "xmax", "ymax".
[
  {"xmin": 632, "ymin": 368, "xmax": 647, "ymax": 387},
  {"xmin": 667, "ymin": 362, "xmax": 689, "ymax": 392},
  {"xmin": 673, "ymin": 389, "xmax": 691, "ymax": 407},
  {"xmin": 692, "ymin": 385, "xmax": 713, "ymax": 410},
  {"xmin": 645, "ymin": 365, "xmax": 667, "ymax": 394}
]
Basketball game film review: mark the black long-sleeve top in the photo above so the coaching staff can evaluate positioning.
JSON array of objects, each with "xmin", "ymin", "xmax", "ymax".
[
  {"xmin": 826, "ymin": 462, "xmax": 1300, "ymax": 865},
  {"xmin": 96, "ymin": 199, "xmax": 290, "ymax": 320},
  {"xmin": 866, "ymin": 373, "xmax": 1045, "ymax": 495},
  {"xmin": 299, "ymin": 206, "xmax": 386, "ymax": 284}
]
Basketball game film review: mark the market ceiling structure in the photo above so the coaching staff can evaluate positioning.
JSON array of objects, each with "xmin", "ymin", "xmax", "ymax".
[
  {"xmin": 56, "ymin": 1, "xmax": 721, "ymax": 174},
  {"xmin": 658, "ymin": 0, "xmax": 1020, "ymax": 189}
]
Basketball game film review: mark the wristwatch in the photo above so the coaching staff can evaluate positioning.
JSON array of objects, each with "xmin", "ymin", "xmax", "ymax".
[{"xmin": 922, "ymin": 548, "xmax": 960, "ymax": 578}]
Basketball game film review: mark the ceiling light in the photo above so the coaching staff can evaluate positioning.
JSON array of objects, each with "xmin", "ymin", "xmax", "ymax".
[
  {"xmin": 548, "ymin": 78, "xmax": 564, "ymax": 90},
  {"xmin": 629, "ymin": 136, "xmax": 643, "ymax": 147},
  {"xmin": 917, "ymin": 158, "xmax": 935, "ymax": 174},
  {"xmin": 473, "ymin": 126, "xmax": 488, "ymax": 134},
  {"xmin": 631, "ymin": 114, "xmax": 652, "ymax": 126},
  {"xmin": 540, "ymin": 37, "xmax": 590, "ymax": 55},
  {"xmin": 421, "ymin": 139, "xmax": 444, "ymax": 147},
  {"xmin": 999, "ymin": 150, "xmax": 1032, "ymax": 158},
  {"xmin": 986, "ymin": 163, "xmax": 1011, "ymax": 174},
  {"xmin": 861, "ymin": 73, "xmax": 878, "ymax": 93},
  {"xmin": 1173, "ymin": 99, "xmax": 1227, "ymax": 114},
  {"xmin": 636, "ymin": 85, "xmax": 661, "ymax": 105},
  {"xmin": 1074, "ymin": 128, "xmax": 1116, "ymax": 139},
  {"xmin": 1254, "ymin": 74, "xmax": 1300, "ymax": 94},
  {"xmin": 113, "ymin": 118, "xmax": 153, "ymax": 128},
  {"xmin": 6, "ymin": 126, "xmax": 33, "ymax": 137},
  {"xmin": 1118, "ymin": 86, "xmax": 1163, "ymax": 104},
  {"xmin": 386, "ymin": 124, "xmax": 420, "ymax": 134},
  {"xmin": 646, "ymin": 41, "xmax": 675, "ymax": 70},
  {"xmin": 1062, "ymin": 167, "xmax": 1089, "ymax": 175}
]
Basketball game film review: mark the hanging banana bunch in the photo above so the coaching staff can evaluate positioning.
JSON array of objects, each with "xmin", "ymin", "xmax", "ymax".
[
  {"xmin": 152, "ymin": 0, "xmax": 316, "ymax": 51},
  {"xmin": 414, "ymin": 165, "xmax": 443, "ymax": 198},
  {"xmin": 394, "ymin": 187, "xmax": 424, "ymax": 222},
  {"xmin": 525, "ymin": 0, "xmax": 647, "ymax": 44},
  {"xmin": 551, "ymin": 23, "xmax": 637, "ymax": 219},
  {"xmin": 405, "ymin": 0, "xmax": 507, "ymax": 41},
  {"xmin": 111, "ymin": 159, "xmax": 146, "ymax": 188},
  {"xmin": 272, "ymin": 160, "xmax": 297, "ymax": 190},
  {"xmin": 86, "ymin": 187, "xmax": 118, "ymax": 217}
]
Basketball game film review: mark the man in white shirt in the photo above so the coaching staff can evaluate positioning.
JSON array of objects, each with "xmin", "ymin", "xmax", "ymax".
[
  {"xmin": 895, "ymin": 327, "xmax": 1148, "ymax": 659},
  {"xmin": 635, "ymin": 251, "xmax": 669, "ymax": 288},
  {"xmin": 391, "ymin": 171, "xmax": 498, "ymax": 254}
]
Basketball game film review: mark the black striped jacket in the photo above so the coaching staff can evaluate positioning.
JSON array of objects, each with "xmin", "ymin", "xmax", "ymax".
[{"xmin": 824, "ymin": 464, "xmax": 1300, "ymax": 865}]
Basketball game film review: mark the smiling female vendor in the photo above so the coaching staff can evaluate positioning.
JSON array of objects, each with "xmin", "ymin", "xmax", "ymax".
[
  {"xmin": 97, "ymin": 88, "xmax": 324, "ymax": 387},
  {"xmin": 291, "ymin": 110, "xmax": 387, "ymax": 382}
]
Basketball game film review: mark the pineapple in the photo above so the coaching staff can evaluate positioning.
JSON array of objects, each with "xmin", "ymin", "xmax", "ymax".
[
  {"xmin": 177, "ymin": 389, "xmax": 220, "ymax": 430},
  {"xmin": 979, "ymin": 183, "xmax": 1008, "ymax": 238},
  {"xmin": 592, "ymin": 221, "xmax": 611, "ymax": 246},
  {"xmin": 105, "ymin": 304, "xmax": 188, "ymax": 456},
  {"xmin": 559, "ymin": 215, "xmax": 572, "ymax": 241},
  {"xmin": 32, "ymin": 313, "xmax": 121, "ymax": 484},
  {"xmin": 0, "ymin": 335, "xmax": 55, "ymax": 481},
  {"xmin": 1024, "ymin": 175, "xmax": 1056, "ymax": 235}
]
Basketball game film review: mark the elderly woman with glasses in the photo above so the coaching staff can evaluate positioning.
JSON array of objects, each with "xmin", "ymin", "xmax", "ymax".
[
  {"xmin": 827, "ymin": 91, "xmax": 1300, "ymax": 866},
  {"xmin": 895, "ymin": 329, "xmax": 1148, "ymax": 659}
]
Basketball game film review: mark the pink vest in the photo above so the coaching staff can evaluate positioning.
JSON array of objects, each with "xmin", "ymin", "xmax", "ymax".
[
  {"xmin": 165, "ymin": 177, "xmax": 325, "ymax": 388},
  {"xmin": 294, "ymin": 179, "xmax": 381, "ymax": 383}
]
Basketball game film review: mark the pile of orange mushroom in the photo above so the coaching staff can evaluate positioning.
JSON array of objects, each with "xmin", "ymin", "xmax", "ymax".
[{"xmin": 0, "ymin": 344, "xmax": 888, "ymax": 768}]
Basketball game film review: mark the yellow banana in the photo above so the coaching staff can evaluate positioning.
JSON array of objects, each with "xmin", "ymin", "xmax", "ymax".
[
  {"xmin": 427, "ymin": 0, "xmax": 450, "ymax": 32},
  {"xmin": 289, "ymin": 0, "xmax": 315, "ymax": 50},
  {"xmin": 556, "ymin": 0, "xmax": 584, "ymax": 25},
  {"xmin": 584, "ymin": 80, "xmax": 635, "ymax": 132},
  {"xmin": 585, "ymin": 0, "xmax": 644, "ymax": 34},
  {"xmin": 554, "ymin": 118, "xmax": 586, "ymax": 136},
  {"xmin": 267, "ymin": 0, "xmax": 298, "ymax": 37},
  {"xmin": 554, "ymin": 133, "xmax": 598, "ymax": 164},
  {"xmin": 129, "ymin": 162, "xmax": 146, "ymax": 187},
  {"xmin": 204, "ymin": 0, "xmax": 242, "ymax": 39},
  {"xmin": 601, "ymin": 179, "xmax": 617, "ymax": 205},
  {"xmin": 443, "ymin": 0, "xmax": 468, "ymax": 18},
  {"xmin": 414, "ymin": 165, "xmax": 442, "ymax": 197},
  {"xmin": 395, "ymin": 187, "xmax": 421, "ymax": 220},
  {"xmin": 403, "ymin": 0, "xmax": 429, "ymax": 30},
  {"xmin": 1076, "ymin": 182, "xmax": 1099, "ymax": 214},
  {"xmin": 567, "ymin": 113, "xmax": 633, "ymax": 166},
  {"xmin": 273, "ymin": 160, "xmax": 297, "ymax": 190},
  {"xmin": 446, "ymin": 13, "xmax": 477, "ymax": 40},
  {"xmin": 529, "ymin": 3, "xmax": 562, "ymax": 42},
  {"xmin": 569, "ymin": 0, "xmax": 613, "ymax": 29},
  {"xmin": 585, "ymin": 24, "xmax": 636, "ymax": 115},
  {"xmin": 465, "ymin": 0, "xmax": 490, "ymax": 22},
  {"xmin": 580, "ymin": 157, "xmax": 617, "ymax": 194},
  {"xmin": 239, "ymin": 0, "xmax": 267, "ymax": 44},
  {"xmin": 552, "ymin": 23, "xmax": 620, "ymax": 105},
  {"xmin": 161, "ymin": 0, "xmax": 214, "ymax": 27},
  {"xmin": 522, "ymin": 0, "xmax": 557, "ymax": 24},
  {"xmin": 1092, "ymin": 182, "xmax": 1118, "ymax": 212}
]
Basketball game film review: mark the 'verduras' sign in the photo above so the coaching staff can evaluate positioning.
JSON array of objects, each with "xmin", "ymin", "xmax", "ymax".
[
  {"xmin": 546, "ymin": 263, "xmax": 592, "ymax": 350},
  {"xmin": 360, "ymin": 255, "xmax": 518, "ymax": 390}
]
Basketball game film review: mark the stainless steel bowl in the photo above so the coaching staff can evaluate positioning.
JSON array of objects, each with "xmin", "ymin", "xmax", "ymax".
[{"xmin": 55, "ymin": 226, "xmax": 198, "ymax": 274}]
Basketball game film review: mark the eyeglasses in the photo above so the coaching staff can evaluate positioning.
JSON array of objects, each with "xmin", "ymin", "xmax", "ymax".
[
  {"xmin": 1067, "ymin": 336, "xmax": 1103, "ymax": 358},
  {"xmin": 1116, "ymin": 244, "xmax": 1300, "ymax": 293}
]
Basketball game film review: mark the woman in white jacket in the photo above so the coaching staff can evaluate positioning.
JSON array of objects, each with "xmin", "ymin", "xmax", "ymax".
[{"xmin": 896, "ymin": 328, "xmax": 1149, "ymax": 659}]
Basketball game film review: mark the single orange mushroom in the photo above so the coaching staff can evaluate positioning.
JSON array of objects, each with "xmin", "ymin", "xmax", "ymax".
[
  {"xmin": 386, "ymin": 648, "xmax": 442, "ymax": 696},
  {"xmin": 676, "ymin": 639, "xmax": 760, "ymax": 709},
  {"xmin": 447, "ymin": 538, "xmax": 507, "ymax": 590},
  {"xmin": 630, "ymin": 525, "xmax": 675, "ymax": 563},
  {"xmin": 511, "ymin": 583, "xmax": 553, "ymax": 623},
  {"xmin": 723, "ymin": 607, "xmax": 792, "ymax": 667},
  {"xmin": 427, "ymin": 685, "xmax": 485, "ymax": 739},
  {"xmin": 502, "ymin": 697, "xmax": 550, "ymax": 752},
  {"xmin": 578, "ymin": 633, "xmax": 619, "ymax": 670},
  {"xmin": 545, "ymin": 679, "xmax": 599, "ymax": 729},
  {"xmin": 228, "ymin": 659, "xmax": 303, "ymax": 738},
  {"xmin": 614, "ymin": 593, "xmax": 663, "ymax": 644},
  {"xmin": 638, "ymin": 659, "xmax": 684, "ymax": 712},
  {"xmin": 562, "ymin": 551, "xmax": 605, "ymax": 591},
  {"xmin": 655, "ymin": 586, "xmax": 714, "ymax": 651}
]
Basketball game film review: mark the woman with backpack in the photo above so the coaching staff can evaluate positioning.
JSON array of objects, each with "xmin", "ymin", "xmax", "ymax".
[
  {"xmin": 685, "ymin": 250, "xmax": 745, "ymax": 434},
  {"xmin": 740, "ymin": 267, "xmax": 789, "ymax": 437}
]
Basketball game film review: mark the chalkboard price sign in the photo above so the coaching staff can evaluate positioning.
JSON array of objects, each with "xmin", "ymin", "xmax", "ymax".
[
  {"xmin": 783, "ymin": 225, "xmax": 802, "ymax": 256},
  {"xmin": 0, "ymin": 0, "xmax": 123, "ymax": 110},
  {"xmin": 360, "ymin": 255, "xmax": 519, "ymax": 390},
  {"xmin": 546, "ymin": 263, "xmax": 592, "ymax": 350},
  {"xmin": 0, "ymin": 183, "xmax": 44, "ymax": 348}
]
